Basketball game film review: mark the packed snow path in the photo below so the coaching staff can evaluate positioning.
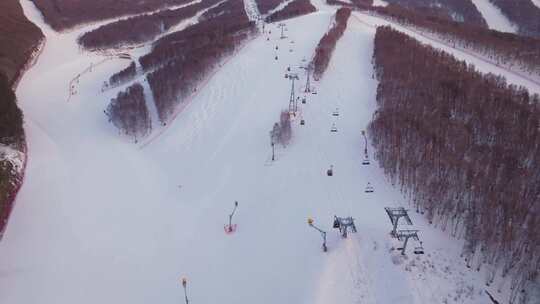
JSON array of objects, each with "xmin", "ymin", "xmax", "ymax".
[{"xmin": 0, "ymin": 1, "xmax": 525, "ymax": 304}]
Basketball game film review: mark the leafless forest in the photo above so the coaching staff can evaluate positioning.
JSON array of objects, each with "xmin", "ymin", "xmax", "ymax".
[
  {"xmin": 370, "ymin": 26, "xmax": 539, "ymax": 303},
  {"xmin": 105, "ymin": 83, "xmax": 151, "ymax": 139},
  {"xmin": 383, "ymin": 0, "xmax": 487, "ymax": 27},
  {"xmin": 30, "ymin": 0, "xmax": 193, "ymax": 31},
  {"xmin": 140, "ymin": 0, "xmax": 256, "ymax": 123},
  {"xmin": 372, "ymin": 4, "xmax": 540, "ymax": 77},
  {"xmin": 107, "ymin": 62, "xmax": 137, "ymax": 88},
  {"xmin": 312, "ymin": 7, "xmax": 351, "ymax": 80},
  {"xmin": 265, "ymin": 0, "xmax": 317, "ymax": 23},
  {"xmin": 255, "ymin": 0, "xmax": 285, "ymax": 15},
  {"xmin": 489, "ymin": 0, "xmax": 540, "ymax": 38},
  {"xmin": 78, "ymin": 0, "xmax": 221, "ymax": 50}
]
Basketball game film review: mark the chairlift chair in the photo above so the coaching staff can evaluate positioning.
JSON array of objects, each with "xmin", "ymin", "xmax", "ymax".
[
  {"xmin": 327, "ymin": 165, "xmax": 333, "ymax": 176},
  {"xmin": 332, "ymin": 108, "xmax": 339, "ymax": 116},
  {"xmin": 300, "ymin": 119, "xmax": 305, "ymax": 125},
  {"xmin": 333, "ymin": 217, "xmax": 340, "ymax": 228},
  {"xmin": 365, "ymin": 182, "xmax": 374, "ymax": 193},
  {"xmin": 331, "ymin": 123, "xmax": 338, "ymax": 132},
  {"xmin": 362, "ymin": 154, "xmax": 370, "ymax": 165},
  {"xmin": 302, "ymin": 97, "xmax": 306, "ymax": 104},
  {"xmin": 414, "ymin": 246, "xmax": 425, "ymax": 254}
]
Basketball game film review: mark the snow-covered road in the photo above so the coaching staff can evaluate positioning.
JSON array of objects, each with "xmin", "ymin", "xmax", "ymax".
[{"xmin": 0, "ymin": 1, "xmax": 525, "ymax": 303}]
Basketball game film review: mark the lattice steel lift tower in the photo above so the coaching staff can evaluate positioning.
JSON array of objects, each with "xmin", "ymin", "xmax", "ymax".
[
  {"xmin": 285, "ymin": 73, "xmax": 299, "ymax": 114},
  {"xmin": 278, "ymin": 23, "xmax": 287, "ymax": 39},
  {"xmin": 300, "ymin": 63, "xmax": 313, "ymax": 93}
]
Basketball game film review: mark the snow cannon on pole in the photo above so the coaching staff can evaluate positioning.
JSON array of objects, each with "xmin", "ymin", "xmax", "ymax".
[
  {"xmin": 225, "ymin": 201, "xmax": 238, "ymax": 234},
  {"xmin": 308, "ymin": 217, "xmax": 327, "ymax": 252},
  {"xmin": 181, "ymin": 277, "xmax": 189, "ymax": 304}
]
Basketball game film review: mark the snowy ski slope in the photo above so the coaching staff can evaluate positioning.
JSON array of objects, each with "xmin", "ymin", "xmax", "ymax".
[
  {"xmin": 1, "ymin": 0, "xmax": 537, "ymax": 303},
  {"xmin": 471, "ymin": 0, "xmax": 518, "ymax": 33}
]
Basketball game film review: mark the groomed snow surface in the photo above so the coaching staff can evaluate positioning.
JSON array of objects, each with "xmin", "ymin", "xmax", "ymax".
[
  {"xmin": 471, "ymin": 0, "xmax": 518, "ymax": 33},
  {"xmin": 372, "ymin": 0, "xmax": 388, "ymax": 7},
  {"xmin": 0, "ymin": 0, "xmax": 533, "ymax": 303}
]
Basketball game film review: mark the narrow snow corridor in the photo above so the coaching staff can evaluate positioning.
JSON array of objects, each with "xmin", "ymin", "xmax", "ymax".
[{"xmin": 471, "ymin": 0, "xmax": 518, "ymax": 33}]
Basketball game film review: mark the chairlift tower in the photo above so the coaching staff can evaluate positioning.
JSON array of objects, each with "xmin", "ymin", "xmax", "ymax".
[
  {"xmin": 362, "ymin": 130, "xmax": 368, "ymax": 155},
  {"xmin": 396, "ymin": 229, "xmax": 420, "ymax": 255},
  {"xmin": 299, "ymin": 63, "xmax": 313, "ymax": 93},
  {"xmin": 333, "ymin": 216, "xmax": 357, "ymax": 238},
  {"xmin": 384, "ymin": 207, "xmax": 413, "ymax": 237},
  {"xmin": 278, "ymin": 23, "xmax": 287, "ymax": 39},
  {"xmin": 308, "ymin": 218, "xmax": 328, "ymax": 252},
  {"xmin": 285, "ymin": 73, "xmax": 299, "ymax": 114}
]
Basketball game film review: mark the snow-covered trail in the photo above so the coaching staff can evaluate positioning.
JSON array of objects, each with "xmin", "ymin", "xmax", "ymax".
[
  {"xmin": 471, "ymin": 0, "xmax": 517, "ymax": 33},
  {"xmin": 0, "ymin": 2, "xmax": 521, "ymax": 304}
]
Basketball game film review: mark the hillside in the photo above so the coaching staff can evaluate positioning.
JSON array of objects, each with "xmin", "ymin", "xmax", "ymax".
[
  {"xmin": 30, "ymin": 0, "xmax": 194, "ymax": 31},
  {"xmin": 0, "ymin": 0, "xmax": 43, "ymax": 239},
  {"xmin": 0, "ymin": 0, "xmax": 539, "ymax": 303},
  {"xmin": 0, "ymin": 0, "xmax": 43, "ymax": 86}
]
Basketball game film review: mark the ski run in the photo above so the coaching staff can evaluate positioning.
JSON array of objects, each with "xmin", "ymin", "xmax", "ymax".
[{"xmin": 0, "ymin": 0, "xmax": 537, "ymax": 303}]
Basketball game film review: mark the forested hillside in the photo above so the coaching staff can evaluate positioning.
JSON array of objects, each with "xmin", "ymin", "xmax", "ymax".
[
  {"xmin": 371, "ymin": 4, "xmax": 540, "ymax": 77},
  {"xmin": 30, "ymin": 0, "xmax": 194, "ymax": 31},
  {"xmin": 385, "ymin": 0, "xmax": 487, "ymax": 27},
  {"xmin": 0, "ymin": 0, "xmax": 42, "ymax": 238},
  {"xmin": 0, "ymin": 0, "xmax": 43, "ymax": 86},
  {"xmin": 265, "ymin": 0, "xmax": 317, "ymax": 22},
  {"xmin": 370, "ymin": 26, "xmax": 539, "ymax": 304},
  {"xmin": 489, "ymin": 0, "xmax": 540, "ymax": 38},
  {"xmin": 141, "ymin": 0, "xmax": 256, "ymax": 123},
  {"xmin": 78, "ymin": 0, "xmax": 222, "ymax": 50},
  {"xmin": 312, "ymin": 7, "xmax": 351, "ymax": 80}
]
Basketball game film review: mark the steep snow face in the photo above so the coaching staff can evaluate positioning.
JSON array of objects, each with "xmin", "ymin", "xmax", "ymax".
[
  {"xmin": 470, "ymin": 0, "xmax": 517, "ymax": 33},
  {"xmin": 0, "ymin": 0, "xmax": 535, "ymax": 304}
]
